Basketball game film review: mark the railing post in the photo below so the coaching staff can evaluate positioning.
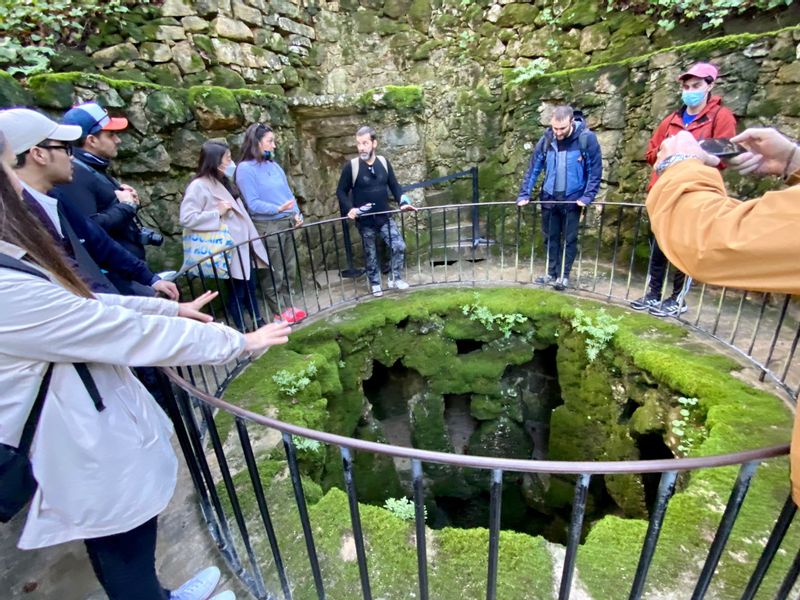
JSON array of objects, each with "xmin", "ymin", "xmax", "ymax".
[
  {"xmin": 559, "ymin": 473, "xmax": 591, "ymax": 600},
  {"xmin": 471, "ymin": 166, "xmax": 480, "ymax": 245},
  {"xmin": 340, "ymin": 217, "xmax": 365, "ymax": 278}
]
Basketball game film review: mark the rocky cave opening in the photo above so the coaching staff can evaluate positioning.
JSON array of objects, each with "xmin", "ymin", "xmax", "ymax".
[{"xmin": 360, "ymin": 341, "xmax": 675, "ymax": 544}]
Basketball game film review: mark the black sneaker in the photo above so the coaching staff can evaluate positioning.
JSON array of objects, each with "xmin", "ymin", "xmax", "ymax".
[
  {"xmin": 535, "ymin": 275, "xmax": 555, "ymax": 285},
  {"xmin": 630, "ymin": 295, "xmax": 660, "ymax": 311},
  {"xmin": 553, "ymin": 277, "xmax": 568, "ymax": 291},
  {"xmin": 649, "ymin": 297, "xmax": 688, "ymax": 317}
]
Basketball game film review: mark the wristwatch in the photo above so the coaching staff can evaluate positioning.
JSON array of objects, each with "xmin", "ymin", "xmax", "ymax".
[{"xmin": 655, "ymin": 154, "xmax": 701, "ymax": 176}]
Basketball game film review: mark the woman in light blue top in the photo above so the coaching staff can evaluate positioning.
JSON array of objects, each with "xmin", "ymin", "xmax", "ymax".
[{"xmin": 235, "ymin": 124, "xmax": 306, "ymax": 323}]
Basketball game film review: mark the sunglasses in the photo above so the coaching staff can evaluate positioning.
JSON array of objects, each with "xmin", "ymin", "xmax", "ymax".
[{"xmin": 37, "ymin": 143, "xmax": 74, "ymax": 156}]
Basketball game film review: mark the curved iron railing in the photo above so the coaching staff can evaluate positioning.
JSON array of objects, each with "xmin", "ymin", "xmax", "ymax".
[{"xmin": 160, "ymin": 198, "xmax": 800, "ymax": 600}]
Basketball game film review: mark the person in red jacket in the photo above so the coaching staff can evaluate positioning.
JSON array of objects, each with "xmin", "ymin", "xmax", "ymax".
[{"xmin": 630, "ymin": 62, "xmax": 737, "ymax": 317}]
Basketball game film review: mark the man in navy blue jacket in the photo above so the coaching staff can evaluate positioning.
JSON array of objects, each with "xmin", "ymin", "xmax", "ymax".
[
  {"xmin": 517, "ymin": 106, "xmax": 602, "ymax": 290},
  {"xmin": 0, "ymin": 108, "xmax": 178, "ymax": 299}
]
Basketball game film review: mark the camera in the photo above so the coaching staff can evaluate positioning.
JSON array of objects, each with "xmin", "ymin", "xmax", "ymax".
[{"xmin": 140, "ymin": 227, "xmax": 164, "ymax": 247}]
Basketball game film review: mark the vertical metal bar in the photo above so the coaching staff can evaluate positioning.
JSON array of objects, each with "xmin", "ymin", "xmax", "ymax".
[
  {"xmin": 341, "ymin": 447, "xmax": 372, "ymax": 600},
  {"xmin": 471, "ymin": 166, "xmax": 480, "ymax": 245},
  {"xmin": 606, "ymin": 207, "xmax": 624, "ymax": 300},
  {"xmin": 759, "ymin": 294, "xmax": 791, "ymax": 382},
  {"xmin": 591, "ymin": 204, "xmax": 605, "ymax": 294},
  {"xmin": 780, "ymin": 319, "xmax": 800, "ymax": 382},
  {"xmin": 412, "ymin": 460, "xmax": 429, "ymax": 600},
  {"xmin": 740, "ymin": 495, "xmax": 797, "ymax": 600},
  {"xmin": 283, "ymin": 433, "xmax": 326, "ymax": 599},
  {"xmin": 747, "ymin": 293, "xmax": 770, "ymax": 356},
  {"xmin": 303, "ymin": 226, "xmax": 322, "ymax": 314},
  {"xmin": 427, "ymin": 209, "xmax": 436, "ymax": 283},
  {"xmin": 236, "ymin": 419, "xmax": 292, "ymax": 600},
  {"xmin": 457, "ymin": 205, "xmax": 464, "ymax": 283},
  {"xmin": 628, "ymin": 471, "xmax": 678, "ymax": 600},
  {"xmin": 331, "ymin": 220, "xmax": 350, "ymax": 301},
  {"xmin": 624, "ymin": 205, "xmax": 645, "ymax": 300},
  {"xmin": 728, "ymin": 291, "xmax": 747, "ymax": 345},
  {"xmin": 317, "ymin": 224, "xmax": 335, "ymax": 308},
  {"xmin": 693, "ymin": 283, "xmax": 708, "ymax": 327},
  {"xmin": 486, "ymin": 469, "xmax": 503, "ymax": 600},
  {"xmin": 559, "ymin": 473, "xmax": 591, "ymax": 600},
  {"xmin": 690, "ymin": 461, "xmax": 759, "ymax": 600},
  {"xmin": 514, "ymin": 204, "xmax": 521, "ymax": 283},
  {"xmin": 711, "ymin": 287, "xmax": 728, "ymax": 336},
  {"xmin": 774, "ymin": 547, "xmax": 800, "ymax": 600},
  {"xmin": 415, "ymin": 208, "xmax": 423, "ymax": 282},
  {"xmin": 443, "ymin": 207, "xmax": 449, "ymax": 282},
  {"xmin": 529, "ymin": 204, "xmax": 537, "ymax": 282},
  {"xmin": 199, "ymin": 404, "xmax": 266, "ymax": 595},
  {"xmin": 499, "ymin": 204, "xmax": 507, "ymax": 280}
]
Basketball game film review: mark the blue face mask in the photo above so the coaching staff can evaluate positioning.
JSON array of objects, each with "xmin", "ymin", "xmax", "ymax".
[
  {"xmin": 262, "ymin": 150, "xmax": 272, "ymax": 161},
  {"xmin": 682, "ymin": 90, "xmax": 706, "ymax": 108},
  {"xmin": 223, "ymin": 160, "xmax": 236, "ymax": 178}
]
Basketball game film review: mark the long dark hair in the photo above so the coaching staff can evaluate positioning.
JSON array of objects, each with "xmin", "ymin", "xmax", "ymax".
[
  {"xmin": 0, "ymin": 135, "xmax": 92, "ymax": 298},
  {"xmin": 195, "ymin": 141, "xmax": 234, "ymax": 195},
  {"xmin": 238, "ymin": 123, "xmax": 272, "ymax": 164}
]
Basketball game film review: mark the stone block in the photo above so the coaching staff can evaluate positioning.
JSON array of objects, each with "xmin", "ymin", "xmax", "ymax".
[
  {"xmin": 495, "ymin": 3, "xmax": 539, "ymax": 27},
  {"xmin": 408, "ymin": 0, "xmax": 431, "ymax": 34},
  {"xmin": 168, "ymin": 128, "xmax": 209, "ymax": 168},
  {"xmin": 212, "ymin": 38, "xmax": 245, "ymax": 64},
  {"xmin": 212, "ymin": 16, "xmax": 255, "ymax": 41},
  {"xmin": 156, "ymin": 25, "xmax": 188, "ymax": 41},
  {"xmin": 188, "ymin": 86, "xmax": 244, "ymax": 129},
  {"xmin": 277, "ymin": 16, "xmax": 316, "ymax": 39},
  {"xmin": 173, "ymin": 42, "xmax": 207, "ymax": 74},
  {"xmin": 140, "ymin": 42, "xmax": 173, "ymax": 63},
  {"xmin": 383, "ymin": 0, "xmax": 412, "ymax": 19},
  {"xmin": 118, "ymin": 140, "xmax": 172, "ymax": 174},
  {"xmin": 271, "ymin": 0, "xmax": 301, "ymax": 18},
  {"xmin": 161, "ymin": 0, "xmax": 196, "ymax": 17},
  {"xmin": 182, "ymin": 16, "xmax": 210, "ymax": 32},
  {"xmin": 579, "ymin": 23, "xmax": 610, "ymax": 53},
  {"xmin": 92, "ymin": 43, "xmax": 140, "ymax": 68},
  {"xmin": 232, "ymin": 0, "xmax": 263, "ymax": 26},
  {"xmin": 262, "ymin": 31, "xmax": 290, "ymax": 54},
  {"xmin": 241, "ymin": 44, "xmax": 283, "ymax": 69},
  {"xmin": 0, "ymin": 73, "xmax": 32, "ymax": 108},
  {"xmin": 777, "ymin": 61, "xmax": 800, "ymax": 83},
  {"xmin": 145, "ymin": 90, "xmax": 193, "ymax": 129},
  {"xmin": 146, "ymin": 63, "xmax": 185, "ymax": 87}
]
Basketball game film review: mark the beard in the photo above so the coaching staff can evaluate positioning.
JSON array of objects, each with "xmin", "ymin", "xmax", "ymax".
[{"xmin": 359, "ymin": 150, "xmax": 374, "ymax": 161}]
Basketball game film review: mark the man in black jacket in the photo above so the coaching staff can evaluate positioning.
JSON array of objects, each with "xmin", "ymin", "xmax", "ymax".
[
  {"xmin": 52, "ymin": 102, "xmax": 150, "ymax": 261},
  {"xmin": 0, "ymin": 108, "xmax": 178, "ymax": 299},
  {"xmin": 336, "ymin": 125, "xmax": 416, "ymax": 297}
]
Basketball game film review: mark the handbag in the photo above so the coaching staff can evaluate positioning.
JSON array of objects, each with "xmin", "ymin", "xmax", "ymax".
[
  {"xmin": 0, "ymin": 254, "xmax": 107, "ymax": 523},
  {"xmin": 181, "ymin": 224, "xmax": 235, "ymax": 279},
  {"xmin": 0, "ymin": 364, "xmax": 53, "ymax": 522}
]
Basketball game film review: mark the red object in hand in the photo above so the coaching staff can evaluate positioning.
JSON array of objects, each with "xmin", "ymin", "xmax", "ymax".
[{"xmin": 276, "ymin": 307, "xmax": 307, "ymax": 324}]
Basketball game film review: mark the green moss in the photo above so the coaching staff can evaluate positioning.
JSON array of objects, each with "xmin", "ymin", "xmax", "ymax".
[
  {"xmin": 0, "ymin": 72, "xmax": 32, "ymax": 108},
  {"xmin": 358, "ymin": 84, "xmax": 424, "ymax": 116},
  {"xmin": 27, "ymin": 73, "xmax": 77, "ymax": 109},
  {"xmin": 187, "ymin": 85, "xmax": 244, "ymax": 129}
]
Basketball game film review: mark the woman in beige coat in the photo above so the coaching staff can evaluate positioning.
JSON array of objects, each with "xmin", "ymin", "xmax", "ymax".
[{"xmin": 180, "ymin": 141, "xmax": 271, "ymax": 330}]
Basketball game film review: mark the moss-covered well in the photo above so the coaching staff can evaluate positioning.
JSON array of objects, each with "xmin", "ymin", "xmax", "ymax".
[{"xmin": 213, "ymin": 287, "xmax": 796, "ymax": 598}]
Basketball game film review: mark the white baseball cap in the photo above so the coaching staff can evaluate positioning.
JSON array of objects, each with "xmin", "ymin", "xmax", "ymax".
[{"xmin": 0, "ymin": 108, "xmax": 82, "ymax": 155}]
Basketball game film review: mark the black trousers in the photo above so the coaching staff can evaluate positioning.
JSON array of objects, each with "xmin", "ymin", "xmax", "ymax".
[
  {"xmin": 542, "ymin": 205, "xmax": 581, "ymax": 279},
  {"xmin": 84, "ymin": 516, "xmax": 170, "ymax": 600},
  {"xmin": 647, "ymin": 237, "xmax": 686, "ymax": 299}
]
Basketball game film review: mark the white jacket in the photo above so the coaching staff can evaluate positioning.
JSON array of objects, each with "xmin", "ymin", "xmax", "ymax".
[{"xmin": 0, "ymin": 242, "xmax": 245, "ymax": 549}]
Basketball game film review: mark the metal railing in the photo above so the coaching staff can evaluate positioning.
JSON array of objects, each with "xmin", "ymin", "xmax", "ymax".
[{"xmin": 160, "ymin": 199, "xmax": 800, "ymax": 600}]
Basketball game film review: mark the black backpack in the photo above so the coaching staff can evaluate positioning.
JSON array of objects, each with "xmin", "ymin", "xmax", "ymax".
[{"xmin": 0, "ymin": 254, "xmax": 105, "ymax": 522}]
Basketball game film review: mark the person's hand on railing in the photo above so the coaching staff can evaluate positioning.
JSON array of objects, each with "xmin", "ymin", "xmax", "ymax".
[
  {"xmin": 516, "ymin": 196, "xmax": 530, "ymax": 207},
  {"xmin": 243, "ymin": 321, "xmax": 292, "ymax": 356},
  {"xmin": 730, "ymin": 128, "xmax": 800, "ymax": 178},
  {"xmin": 177, "ymin": 290, "xmax": 219, "ymax": 323},
  {"xmin": 153, "ymin": 279, "xmax": 180, "ymax": 300},
  {"xmin": 294, "ymin": 213, "xmax": 304, "ymax": 227}
]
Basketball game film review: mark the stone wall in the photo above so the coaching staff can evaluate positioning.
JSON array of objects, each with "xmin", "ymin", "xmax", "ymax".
[{"xmin": 2, "ymin": 1, "xmax": 800, "ymax": 269}]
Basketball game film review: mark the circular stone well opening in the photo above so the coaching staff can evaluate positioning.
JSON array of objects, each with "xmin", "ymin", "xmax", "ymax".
[{"xmin": 217, "ymin": 287, "xmax": 794, "ymax": 597}]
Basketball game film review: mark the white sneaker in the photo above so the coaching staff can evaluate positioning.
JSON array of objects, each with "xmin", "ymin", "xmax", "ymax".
[
  {"xmin": 371, "ymin": 284, "xmax": 383, "ymax": 297},
  {"xmin": 388, "ymin": 279, "xmax": 409, "ymax": 290},
  {"xmin": 210, "ymin": 593, "xmax": 235, "ymax": 600},
  {"xmin": 171, "ymin": 566, "xmax": 221, "ymax": 600}
]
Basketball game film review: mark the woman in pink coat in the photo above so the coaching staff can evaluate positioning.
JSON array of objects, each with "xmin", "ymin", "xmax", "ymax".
[{"xmin": 180, "ymin": 142, "xmax": 271, "ymax": 330}]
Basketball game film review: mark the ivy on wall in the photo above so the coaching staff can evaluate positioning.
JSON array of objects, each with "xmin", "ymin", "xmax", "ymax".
[
  {"xmin": 610, "ymin": 0, "xmax": 796, "ymax": 31},
  {"xmin": 0, "ymin": 0, "xmax": 156, "ymax": 76}
]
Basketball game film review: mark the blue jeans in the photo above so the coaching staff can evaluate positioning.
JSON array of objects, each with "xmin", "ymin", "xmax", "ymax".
[
  {"xmin": 541, "ymin": 205, "xmax": 581, "ymax": 279},
  {"xmin": 227, "ymin": 276, "xmax": 263, "ymax": 330},
  {"xmin": 359, "ymin": 219, "xmax": 406, "ymax": 286}
]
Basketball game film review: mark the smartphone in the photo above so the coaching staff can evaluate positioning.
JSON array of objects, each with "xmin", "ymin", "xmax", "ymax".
[{"xmin": 700, "ymin": 138, "xmax": 747, "ymax": 158}]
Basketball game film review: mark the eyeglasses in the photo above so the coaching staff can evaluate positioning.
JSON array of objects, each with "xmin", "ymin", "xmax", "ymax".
[{"xmin": 37, "ymin": 143, "xmax": 73, "ymax": 156}]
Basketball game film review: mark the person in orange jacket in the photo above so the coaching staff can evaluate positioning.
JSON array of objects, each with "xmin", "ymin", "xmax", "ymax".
[
  {"xmin": 645, "ymin": 126, "xmax": 800, "ymax": 503},
  {"xmin": 630, "ymin": 62, "xmax": 737, "ymax": 317}
]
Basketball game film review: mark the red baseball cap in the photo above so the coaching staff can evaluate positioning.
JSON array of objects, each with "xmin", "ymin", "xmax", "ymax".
[{"xmin": 677, "ymin": 62, "xmax": 718, "ymax": 82}]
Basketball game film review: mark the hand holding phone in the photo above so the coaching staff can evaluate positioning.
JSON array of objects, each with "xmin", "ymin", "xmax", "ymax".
[{"xmin": 699, "ymin": 138, "xmax": 747, "ymax": 158}]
